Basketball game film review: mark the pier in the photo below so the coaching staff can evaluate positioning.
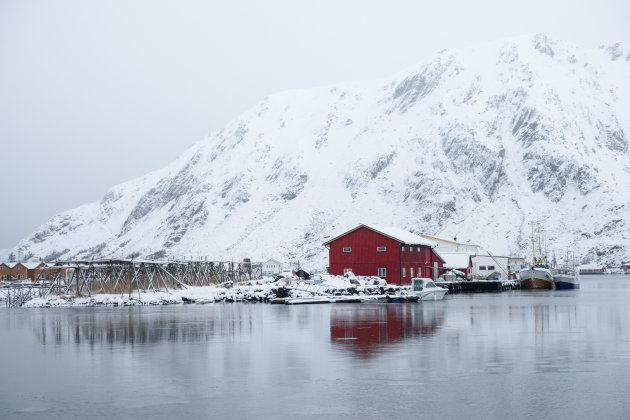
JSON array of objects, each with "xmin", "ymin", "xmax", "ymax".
[{"xmin": 435, "ymin": 280, "xmax": 521, "ymax": 293}]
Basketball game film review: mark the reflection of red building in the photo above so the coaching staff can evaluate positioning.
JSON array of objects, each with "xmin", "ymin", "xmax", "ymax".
[
  {"xmin": 330, "ymin": 305, "xmax": 443, "ymax": 358},
  {"xmin": 323, "ymin": 224, "xmax": 445, "ymax": 284}
]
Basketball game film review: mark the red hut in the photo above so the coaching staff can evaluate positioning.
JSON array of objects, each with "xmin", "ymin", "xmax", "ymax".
[{"xmin": 323, "ymin": 224, "xmax": 444, "ymax": 284}]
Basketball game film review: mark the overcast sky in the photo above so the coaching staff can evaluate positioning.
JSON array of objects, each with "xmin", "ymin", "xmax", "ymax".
[{"xmin": 1, "ymin": 0, "xmax": 629, "ymax": 249}]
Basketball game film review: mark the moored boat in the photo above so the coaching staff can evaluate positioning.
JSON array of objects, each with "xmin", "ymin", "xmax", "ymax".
[
  {"xmin": 519, "ymin": 263, "xmax": 554, "ymax": 289},
  {"xmin": 410, "ymin": 277, "xmax": 448, "ymax": 300},
  {"xmin": 520, "ymin": 222, "xmax": 553, "ymax": 289},
  {"xmin": 553, "ymin": 268, "xmax": 580, "ymax": 289}
]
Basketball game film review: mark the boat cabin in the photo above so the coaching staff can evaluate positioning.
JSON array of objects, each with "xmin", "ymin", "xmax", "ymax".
[{"xmin": 412, "ymin": 277, "xmax": 437, "ymax": 291}]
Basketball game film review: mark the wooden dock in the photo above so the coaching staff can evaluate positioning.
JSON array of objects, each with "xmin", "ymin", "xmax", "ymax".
[{"xmin": 435, "ymin": 280, "xmax": 521, "ymax": 293}]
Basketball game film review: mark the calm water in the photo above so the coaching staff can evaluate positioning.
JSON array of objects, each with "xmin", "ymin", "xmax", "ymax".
[{"xmin": 1, "ymin": 275, "xmax": 629, "ymax": 419}]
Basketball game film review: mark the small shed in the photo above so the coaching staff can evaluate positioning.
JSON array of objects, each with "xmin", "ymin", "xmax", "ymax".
[{"xmin": 439, "ymin": 253, "xmax": 472, "ymax": 276}]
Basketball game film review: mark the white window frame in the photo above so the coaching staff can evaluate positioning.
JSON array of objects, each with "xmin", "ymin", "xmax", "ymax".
[
  {"xmin": 410, "ymin": 267, "xmax": 414, "ymax": 277},
  {"xmin": 377, "ymin": 246, "xmax": 386, "ymax": 252},
  {"xmin": 344, "ymin": 268, "xmax": 353, "ymax": 273},
  {"xmin": 377, "ymin": 267, "xmax": 386, "ymax": 277},
  {"xmin": 402, "ymin": 267, "xmax": 406, "ymax": 277},
  {"xmin": 343, "ymin": 247, "xmax": 351, "ymax": 253},
  {"xmin": 479, "ymin": 266, "xmax": 486, "ymax": 271},
  {"xmin": 417, "ymin": 247, "xmax": 421, "ymax": 252},
  {"xmin": 402, "ymin": 246, "xmax": 405, "ymax": 252},
  {"xmin": 488, "ymin": 265, "xmax": 495, "ymax": 270}
]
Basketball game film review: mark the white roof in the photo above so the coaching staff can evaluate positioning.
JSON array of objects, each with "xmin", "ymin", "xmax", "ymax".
[
  {"xmin": 578, "ymin": 263, "xmax": 605, "ymax": 269},
  {"xmin": 2, "ymin": 262, "xmax": 24, "ymax": 268},
  {"xmin": 364, "ymin": 225, "xmax": 436, "ymax": 246},
  {"xmin": 22, "ymin": 262, "xmax": 45, "ymax": 269},
  {"xmin": 0, "ymin": 262, "xmax": 46, "ymax": 269},
  {"xmin": 440, "ymin": 253, "xmax": 471, "ymax": 269},
  {"xmin": 264, "ymin": 258, "xmax": 282, "ymax": 265}
]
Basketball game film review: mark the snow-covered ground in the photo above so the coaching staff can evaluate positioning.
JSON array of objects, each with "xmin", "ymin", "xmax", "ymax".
[{"xmin": 22, "ymin": 274, "xmax": 399, "ymax": 308}]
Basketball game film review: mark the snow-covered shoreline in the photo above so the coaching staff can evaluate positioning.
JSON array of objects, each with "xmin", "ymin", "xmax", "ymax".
[{"xmin": 22, "ymin": 274, "xmax": 407, "ymax": 308}]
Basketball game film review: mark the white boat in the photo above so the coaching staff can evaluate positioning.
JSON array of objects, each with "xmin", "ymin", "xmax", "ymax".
[
  {"xmin": 410, "ymin": 278, "xmax": 448, "ymax": 300},
  {"xmin": 519, "ymin": 263, "xmax": 554, "ymax": 289},
  {"xmin": 553, "ymin": 268, "xmax": 580, "ymax": 289},
  {"xmin": 520, "ymin": 222, "xmax": 554, "ymax": 290}
]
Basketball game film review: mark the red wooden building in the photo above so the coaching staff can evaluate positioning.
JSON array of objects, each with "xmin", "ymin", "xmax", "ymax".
[{"xmin": 323, "ymin": 224, "xmax": 445, "ymax": 284}]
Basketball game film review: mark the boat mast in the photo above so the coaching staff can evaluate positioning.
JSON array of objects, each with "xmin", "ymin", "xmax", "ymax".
[
  {"xmin": 530, "ymin": 222, "xmax": 536, "ymax": 265},
  {"xmin": 537, "ymin": 224, "xmax": 543, "ymax": 263}
]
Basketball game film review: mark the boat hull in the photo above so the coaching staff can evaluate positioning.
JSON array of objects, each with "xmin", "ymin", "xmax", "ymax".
[
  {"xmin": 553, "ymin": 274, "xmax": 580, "ymax": 289},
  {"xmin": 519, "ymin": 269, "xmax": 553, "ymax": 289},
  {"xmin": 415, "ymin": 288, "xmax": 448, "ymax": 300}
]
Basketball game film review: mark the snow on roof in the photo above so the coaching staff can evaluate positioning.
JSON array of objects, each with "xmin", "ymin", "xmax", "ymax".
[
  {"xmin": 440, "ymin": 253, "xmax": 471, "ymax": 269},
  {"xmin": 420, "ymin": 234, "xmax": 480, "ymax": 247},
  {"xmin": 323, "ymin": 224, "xmax": 437, "ymax": 247},
  {"xmin": 578, "ymin": 263, "xmax": 606, "ymax": 269},
  {"xmin": 22, "ymin": 262, "xmax": 45, "ymax": 269},
  {"xmin": 0, "ymin": 262, "xmax": 47, "ymax": 269},
  {"xmin": 366, "ymin": 225, "xmax": 436, "ymax": 246}
]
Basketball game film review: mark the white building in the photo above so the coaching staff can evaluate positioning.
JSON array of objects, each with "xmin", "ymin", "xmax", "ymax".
[
  {"xmin": 420, "ymin": 235, "xmax": 481, "ymax": 255},
  {"xmin": 471, "ymin": 255, "xmax": 509, "ymax": 279},
  {"xmin": 262, "ymin": 259, "xmax": 282, "ymax": 277},
  {"xmin": 508, "ymin": 257, "xmax": 524, "ymax": 276}
]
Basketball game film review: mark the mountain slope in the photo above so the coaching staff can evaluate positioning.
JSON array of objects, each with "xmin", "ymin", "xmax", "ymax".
[{"xmin": 15, "ymin": 34, "xmax": 630, "ymax": 268}]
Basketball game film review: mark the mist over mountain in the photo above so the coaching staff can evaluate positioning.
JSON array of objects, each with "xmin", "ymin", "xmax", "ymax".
[{"xmin": 14, "ymin": 34, "xmax": 630, "ymax": 268}]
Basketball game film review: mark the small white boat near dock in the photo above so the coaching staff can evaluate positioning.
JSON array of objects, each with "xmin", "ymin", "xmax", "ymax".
[{"xmin": 410, "ymin": 278, "xmax": 448, "ymax": 300}]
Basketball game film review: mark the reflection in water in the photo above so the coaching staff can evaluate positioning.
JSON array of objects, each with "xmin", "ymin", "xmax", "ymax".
[
  {"xmin": 330, "ymin": 304, "xmax": 444, "ymax": 358},
  {"xmin": 32, "ymin": 306, "xmax": 258, "ymax": 346},
  {"xmin": 0, "ymin": 275, "xmax": 629, "ymax": 420}
]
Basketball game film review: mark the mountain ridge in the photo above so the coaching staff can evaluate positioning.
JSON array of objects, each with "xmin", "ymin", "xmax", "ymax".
[{"xmin": 14, "ymin": 34, "xmax": 630, "ymax": 268}]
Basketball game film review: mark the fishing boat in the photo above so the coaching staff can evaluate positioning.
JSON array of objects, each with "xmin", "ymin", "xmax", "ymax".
[
  {"xmin": 553, "ymin": 268, "xmax": 580, "ymax": 289},
  {"xmin": 553, "ymin": 250, "xmax": 580, "ymax": 289},
  {"xmin": 410, "ymin": 277, "xmax": 448, "ymax": 300},
  {"xmin": 520, "ymin": 262, "xmax": 554, "ymax": 289},
  {"xmin": 519, "ymin": 222, "xmax": 554, "ymax": 289}
]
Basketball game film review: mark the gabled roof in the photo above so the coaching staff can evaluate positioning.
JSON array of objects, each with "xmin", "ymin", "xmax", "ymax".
[
  {"xmin": 440, "ymin": 253, "xmax": 472, "ymax": 269},
  {"xmin": 5, "ymin": 262, "xmax": 26, "ymax": 269},
  {"xmin": 23, "ymin": 262, "xmax": 46, "ymax": 269},
  {"xmin": 323, "ymin": 224, "xmax": 436, "ymax": 247},
  {"xmin": 263, "ymin": 258, "xmax": 282, "ymax": 265}
]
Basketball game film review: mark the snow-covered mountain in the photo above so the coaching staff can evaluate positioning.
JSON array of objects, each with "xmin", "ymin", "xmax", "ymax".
[{"xmin": 14, "ymin": 34, "xmax": 630, "ymax": 268}]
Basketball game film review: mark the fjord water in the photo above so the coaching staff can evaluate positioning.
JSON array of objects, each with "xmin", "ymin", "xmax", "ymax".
[{"xmin": 1, "ymin": 276, "xmax": 629, "ymax": 419}]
